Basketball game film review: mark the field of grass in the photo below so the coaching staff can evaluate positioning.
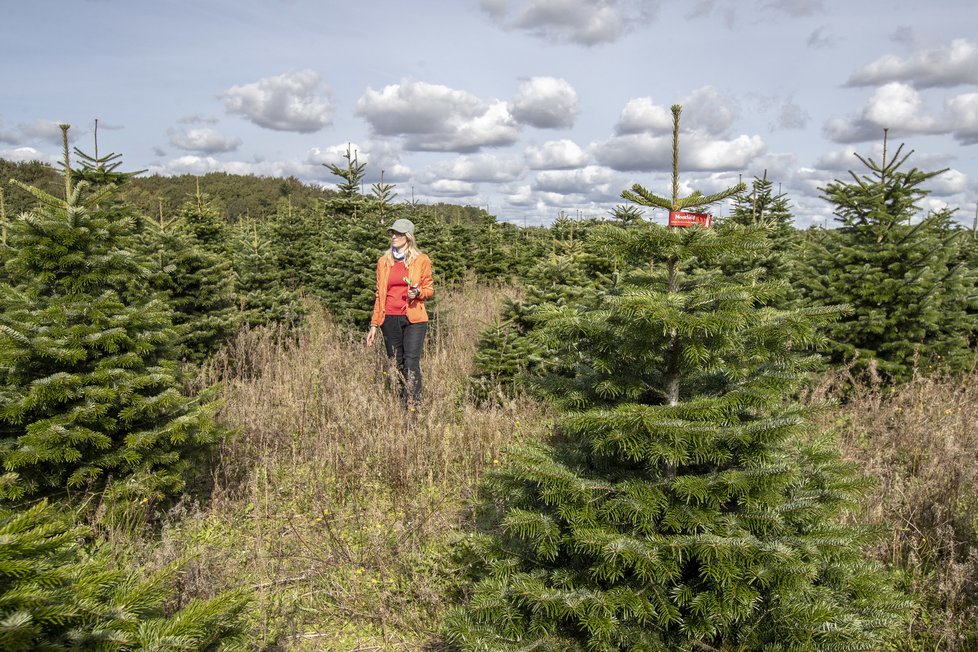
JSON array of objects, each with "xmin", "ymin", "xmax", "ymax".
[
  {"xmin": 103, "ymin": 283, "xmax": 978, "ymax": 650},
  {"xmin": 106, "ymin": 282, "xmax": 552, "ymax": 650}
]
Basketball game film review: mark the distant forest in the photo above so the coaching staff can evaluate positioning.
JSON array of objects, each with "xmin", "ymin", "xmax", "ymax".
[{"xmin": 0, "ymin": 158, "xmax": 495, "ymax": 227}]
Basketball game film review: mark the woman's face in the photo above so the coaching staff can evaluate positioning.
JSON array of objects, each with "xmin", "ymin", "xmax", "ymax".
[{"xmin": 389, "ymin": 230, "xmax": 407, "ymax": 248}]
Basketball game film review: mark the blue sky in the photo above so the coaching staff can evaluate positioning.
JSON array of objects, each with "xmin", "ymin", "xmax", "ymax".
[{"xmin": 2, "ymin": 0, "xmax": 977, "ymax": 227}]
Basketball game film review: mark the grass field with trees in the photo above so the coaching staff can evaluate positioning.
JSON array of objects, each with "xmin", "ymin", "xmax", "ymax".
[{"xmin": 1, "ymin": 116, "xmax": 977, "ymax": 650}]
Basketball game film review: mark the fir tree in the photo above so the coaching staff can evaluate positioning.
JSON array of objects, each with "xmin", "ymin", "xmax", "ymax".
[
  {"xmin": 313, "ymin": 146, "xmax": 386, "ymax": 325},
  {"xmin": 137, "ymin": 196, "xmax": 236, "ymax": 365},
  {"xmin": 609, "ymin": 203, "xmax": 645, "ymax": 228},
  {"xmin": 230, "ymin": 218, "xmax": 304, "ymax": 327},
  {"xmin": 0, "ymin": 126, "xmax": 222, "ymax": 503},
  {"xmin": 69, "ymin": 119, "xmax": 144, "ymax": 190},
  {"xmin": 170, "ymin": 190, "xmax": 237, "ymax": 363},
  {"xmin": 718, "ymin": 172, "xmax": 799, "ymax": 307},
  {"xmin": 796, "ymin": 131, "xmax": 974, "ymax": 380},
  {"xmin": 470, "ymin": 227, "xmax": 617, "ymax": 402},
  {"xmin": 269, "ymin": 196, "xmax": 321, "ymax": 291},
  {"xmin": 445, "ymin": 106, "xmax": 905, "ymax": 650},
  {"xmin": 0, "ymin": 500, "xmax": 247, "ymax": 651}
]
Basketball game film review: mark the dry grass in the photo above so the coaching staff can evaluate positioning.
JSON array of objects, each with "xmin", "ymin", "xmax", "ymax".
[
  {"xmin": 121, "ymin": 281, "xmax": 553, "ymax": 650},
  {"xmin": 809, "ymin": 369, "xmax": 978, "ymax": 650}
]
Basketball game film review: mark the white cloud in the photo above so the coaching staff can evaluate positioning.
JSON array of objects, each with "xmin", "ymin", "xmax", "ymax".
[
  {"xmin": 0, "ymin": 146, "xmax": 59, "ymax": 165},
  {"xmin": 480, "ymin": 0, "xmax": 658, "ymax": 46},
  {"xmin": 306, "ymin": 142, "xmax": 370, "ymax": 168},
  {"xmin": 946, "ymin": 93, "xmax": 978, "ymax": 145},
  {"xmin": 221, "ymin": 70, "xmax": 333, "ymax": 133},
  {"xmin": 18, "ymin": 119, "xmax": 69, "ymax": 145},
  {"xmin": 149, "ymin": 155, "xmax": 224, "ymax": 176},
  {"xmin": 509, "ymin": 77, "xmax": 579, "ymax": 128},
  {"xmin": 615, "ymin": 98, "xmax": 673, "ymax": 135},
  {"xmin": 177, "ymin": 113, "xmax": 219, "ymax": 125},
  {"xmin": 357, "ymin": 79, "xmax": 520, "ymax": 152},
  {"xmin": 0, "ymin": 119, "xmax": 74, "ymax": 146},
  {"xmin": 592, "ymin": 131, "xmax": 765, "ymax": 172},
  {"xmin": 928, "ymin": 169, "xmax": 968, "ymax": 196},
  {"xmin": 681, "ymin": 87, "xmax": 738, "ymax": 135},
  {"xmin": 145, "ymin": 154, "xmax": 320, "ymax": 182},
  {"xmin": 427, "ymin": 179, "xmax": 479, "ymax": 197},
  {"xmin": 847, "ymin": 38, "xmax": 978, "ymax": 88},
  {"xmin": 424, "ymin": 153, "xmax": 526, "ymax": 183},
  {"xmin": 534, "ymin": 165, "xmax": 616, "ymax": 195},
  {"xmin": 823, "ymin": 82, "xmax": 944, "ymax": 143},
  {"xmin": 524, "ymin": 139, "xmax": 589, "ymax": 169},
  {"xmin": 613, "ymin": 88, "xmax": 737, "ymax": 136},
  {"xmin": 813, "ymin": 147, "xmax": 862, "ymax": 171},
  {"xmin": 168, "ymin": 127, "xmax": 241, "ymax": 153},
  {"xmin": 304, "ymin": 142, "xmax": 414, "ymax": 184}
]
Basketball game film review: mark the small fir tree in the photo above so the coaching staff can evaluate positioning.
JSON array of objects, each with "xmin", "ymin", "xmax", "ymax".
[
  {"xmin": 0, "ymin": 126, "xmax": 222, "ymax": 503},
  {"xmin": 268, "ymin": 195, "xmax": 321, "ymax": 291},
  {"xmin": 0, "ymin": 500, "xmax": 247, "ymax": 651},
  {"xmin": 445, "ymin": 106, "xmax": 905, "ymax": 650},
  {"xmin": 796, "ymin": 131, "xmax": 974, "ymax": 380},
  {"xmin": 470, "ymin": 226, "xmax": 617, "ymax": 402},
  {"xmin": 609, "ymin": 203, "xmax": 645, "ymax": 228},
  {"xmin": 171, "ymin": 191, "xmax": 237, "ymax": 363},
  {"xmin": 136, "ymin": 197, "xmax": 236, "ymax": 365}
]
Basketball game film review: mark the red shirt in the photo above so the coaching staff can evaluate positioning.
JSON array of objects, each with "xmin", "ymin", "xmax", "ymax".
[{"xmin": 384, "ymin": 260, "xmax": 409, "ymax": 316}]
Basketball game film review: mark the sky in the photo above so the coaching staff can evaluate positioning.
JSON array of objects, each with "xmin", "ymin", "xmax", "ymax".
[{"xmin": 2, "ymin": 0, "xmax": 977, "ymax": 228}]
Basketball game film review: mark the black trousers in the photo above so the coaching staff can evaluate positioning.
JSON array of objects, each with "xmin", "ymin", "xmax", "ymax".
[{"xmin": 380, "ymin": 315, "xmax": 428, "ymax": 406}]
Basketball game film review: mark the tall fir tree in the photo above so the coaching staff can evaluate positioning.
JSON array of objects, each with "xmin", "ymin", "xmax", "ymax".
[
  {"xmin": 171, "ymin": 189, "xmax": 237, "ymax": 363},
  {"xmin": 313, "ymin": 146, "xmax": 386, "ymax": 325},
  {"xmin": 795, "ymin": 131, "xmax": 974, "ymax": 380},
  {"xmin": 445, "ymin": 106, "xmax": 905, "ymax": 650},
  {"xmin": 229, "ymin": 218, "xmax": 304, "ymax": 328},
  {"xmin": 0, "ymin": 126, "xmax": 223, "ymax": 504}
]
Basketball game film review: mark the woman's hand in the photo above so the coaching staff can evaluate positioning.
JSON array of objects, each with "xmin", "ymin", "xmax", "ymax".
[
  {"xmin": 366, "ymin": 325, "xmax": 377, "ymax": 346},
  {"xmin": 407, "ymin": 287, "xmax": 420, "ymax": 300}
]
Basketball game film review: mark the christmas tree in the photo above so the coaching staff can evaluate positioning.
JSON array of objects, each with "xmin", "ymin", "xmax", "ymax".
[
  {"xmin": 312, "ymin": 145, "xmax": 387, "ymax": 325},
  {"xmin": 0, "ymin": 500, "xmax": 246, "ymax": 651},
  {"xmin": 719, "ymin": 172, "xmax": 799, "ymax": 309},
  {"xmin": 230, "ymin": 218, "xmax": 304, "ymax": 327},
  {"xmin": 796, "ymin": 131, "xmax": 974, "ymax": 380},
  {"xmin": 445, "ymin": 106, "xmax": 905, "ymax": 650},
  {"xmin": 0, "ymin": 125, "xmax": 222, "ymax": 504}
]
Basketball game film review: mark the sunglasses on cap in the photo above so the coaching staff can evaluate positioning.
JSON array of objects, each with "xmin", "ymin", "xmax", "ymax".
[{"xmin": 388, "ymin": 230, "xmax": 406, "ymax": 237}]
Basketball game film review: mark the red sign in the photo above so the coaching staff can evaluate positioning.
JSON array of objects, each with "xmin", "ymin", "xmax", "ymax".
[{"xmin": 668, "ymin": 211, "xmax": 713, "ymax": 228}]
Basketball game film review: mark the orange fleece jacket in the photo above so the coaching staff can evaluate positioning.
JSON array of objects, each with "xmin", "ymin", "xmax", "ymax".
[{"xmin": 370, "ymin": 252, "xmax": 435, "ymax": 327}]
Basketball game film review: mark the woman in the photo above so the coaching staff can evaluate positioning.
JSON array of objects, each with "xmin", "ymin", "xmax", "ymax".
[{"xmin": 366, "ymin": 218, "xmax": 435, "ymax": 409}]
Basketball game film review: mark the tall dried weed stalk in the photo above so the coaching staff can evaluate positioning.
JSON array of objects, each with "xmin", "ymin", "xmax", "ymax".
[{"xmin": 809, "ymin": 368, "xmax": 978, "ymax": 650}]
